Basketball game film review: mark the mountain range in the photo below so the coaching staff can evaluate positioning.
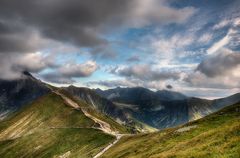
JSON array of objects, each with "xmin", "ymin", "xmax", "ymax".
[
  {"xmin": 1, "ymin": 72, "xmax": 240, "ymax": 130},
  {"xmin": 0, "ymin": 72, "xmax": 239, "ymax": 157},
  {"xmin": 68, "ymin": 86, "xmax": 240, "ymax": 129}
]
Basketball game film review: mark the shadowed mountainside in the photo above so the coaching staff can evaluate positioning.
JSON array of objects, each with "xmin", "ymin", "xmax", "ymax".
[{"xmin": 0, "ymin": 72, "xmax": 50, "ymax": 119}]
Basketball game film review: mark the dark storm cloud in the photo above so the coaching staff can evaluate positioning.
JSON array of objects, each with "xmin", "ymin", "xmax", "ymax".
[
  {"xmin": 196, "ymin": 48, "xmax": 240, "ymax": 77},
  {"xmin": 0, "ymin": 0, "xmax": 131, "ymax": 51},
  {"xmin": 0, "ymin": 0, "xmax": 195, "ymax": 54},
  {"xmin": 166, "ymin": 85, "xmax": 173, "ymax": 89},
  {"xmin": 0, "ymin": 20, "xmax": 45, "ymax": 53}
]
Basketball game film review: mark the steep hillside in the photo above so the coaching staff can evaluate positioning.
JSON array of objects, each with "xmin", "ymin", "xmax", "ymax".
[
  {"xmin": 64, "ymin": 86, "xmax": 157, "ymax": 133},
  {"xmin": 94, "ymin": 87, "xmax": 190, "ymax": 129},
  {"xmin": 96, "ymin": 87, "xmax": 240, "ymax": 129},
  {"xmin": 95, "ymin": 87, "xmax": 187, "ymax": 103},
  {"xmin": 188, "ymin": 93, "xmax": 240, "ymax": 121},
  {"xmin": 95, "ymin": 87, "xmax": 189, "ymax": 129},
  {"xmin": 64, "ymin": 86, "xmax": 128, "ymax": 123},
  {"xmin": 0, "ymin": 71, "xmax": 50, "ymax": 119},
  {"xmin": 0, "ymin": 92, "xmax": 119, "ymax": 158},
  {"xmin": 58, "ymin": 88, "xmax": 130, "ymax": 134},
  {"xmin": 101, "ymin": 102, "xmax": 240, "ymax": 158}
]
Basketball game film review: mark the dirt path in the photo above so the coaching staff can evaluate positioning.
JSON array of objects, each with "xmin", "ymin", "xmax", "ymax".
[
  {"xmin": 53, "ymin": 91, "xmax": 125, "ymax": 157},
  {"xmin": 93, "ymin": 134, "xmax": 123, "ymax": 158}
]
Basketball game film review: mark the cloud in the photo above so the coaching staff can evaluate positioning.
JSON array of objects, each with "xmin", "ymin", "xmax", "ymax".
[
  {"xmin": 0, "ymin": 20, "xmax": 48, "ymax": 53},
  {"xmin": 207, "ymin": 17, "xmax": 240, "ymax": 55},
  {"xmin": 59, "ymin": 61, "xmax": 98, "ymax": 78},
  {"xmin": 0, "ymin": 0, "xmax": 196, "ymax": 79},
  {"xmin": 126, "ymin": 55, "xmax": 141, "ymax": 62},
  {"xmin": 42, "ymin": 61, "xmax": 98, "ymax": 84},
  {"xmin": 125, "ymin": 0, "xmax": 196, "ymax": 27},
  {"xmin": 150, "ymin": 33, "xmax": 195, "ymax": 67},
  {"xmin": 0, "ymin": 52, "xmax": 57, "ymax": 80},
  {"xmin": 13, "ymin": 53, "xmax": 58, "ymax": 73},
  {"xmin": 89, "ymin": 63, "xmax": 182, "ymax": 90},
  {"xmin": 207, "ymin": 30, "xmax": 232, "ymax": 55},
  {"xmin": 87, "ymin": 79, "xmax": 137, "ymax": 88},
  {"xmin": 184, "ymin": 48, "xmax": 240, "ymax": 89},
  {"xmin": 110, "ymin": 64, "xmax": 181, "ymax": 81},
  {"xmin": 213, "ymin": 17, "xmax": 240, "ymax": 30},
  {"xmin": 87, "ymin": 78, "xmax": 167, "ymax": 90},
  {"xmin": 213, "ymin": 19, "xmax": 231, "ymax": 30},
  {"xmin": 198, "ymin": 33, "xmax": 213, "ymax": 43},
  {"xmin": 41, "ymin": 73, "xmax": 74, "ymax": 84},
  {"xmin": 197, "ymin": 48, "xmax": 240, "ymax": 77},
  {"xmin": 0, "ymin": 0, "xmax": 196, "ymax": 53},
  {"xmin": 184, "ymin": 70, "xmax": 240, "ymax": 89},
  {"xmin": 0, "ymin": 52, "xmax": 98, "ymax": 83},
  {"xmin": 152, "ymin": 34, "xmax": 194, "ymax": 55}
]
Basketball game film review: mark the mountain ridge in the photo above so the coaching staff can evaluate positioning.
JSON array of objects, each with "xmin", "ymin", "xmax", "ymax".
[
  {"xmin": 0, "ymin": 72, "xmax": 50, "ymax": 119},
  {"xmin": 94, "ymin": 87, "xmax": 240, "ymax": 129}
]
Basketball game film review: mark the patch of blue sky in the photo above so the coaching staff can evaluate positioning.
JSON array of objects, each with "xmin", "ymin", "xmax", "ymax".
[{"xmin": 170, "ymin": 0, "xmax": 236, "ymax": 10}]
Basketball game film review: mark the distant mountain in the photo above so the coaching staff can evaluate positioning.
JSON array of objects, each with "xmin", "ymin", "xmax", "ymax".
[
  {"xmin": 95, "ymin": 87, "xmax": 189, "ymax": 128},
  {"xmin": 66, "ymin": 86, "xmax": 190, "ymax": 129},
  {"xmin": 64, "ymin": 86, "xmax": 129, "ymax": 123},
  {"xmin": 1, "ymin": 73, "xmax": 239, "ymax": 130},
  {"xmin": 95, "ymin": 87, "xmax": 187, "ymax": 103},
  {"xmin": 95, "ymin": 87, "xmax": 240, "ymax": 129},
  {"xmin": 156, "ymin": 89, "xmax": 188, "ymax": 101},
  {"xmin": 64, "ymin": 86, "xmax": 158, "ymax": 132},
  {"xmin": 0, "ymin": 71, "xmax": 50, "ymax": 119}
]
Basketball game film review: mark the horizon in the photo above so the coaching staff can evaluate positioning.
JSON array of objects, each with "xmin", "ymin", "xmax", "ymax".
[
  {"xmin": 29, "ymin": 72, "xmax": 237, "ymax": 100},
  {"xmin": 0, "ymin": 0, "xmax": 239, "ymax": 99}
]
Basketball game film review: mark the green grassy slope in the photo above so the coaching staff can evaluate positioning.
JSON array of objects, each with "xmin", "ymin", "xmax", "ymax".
[
  {"xmin": 101, "ymin": 103, "xmax": 240, "ymax": 158},
  {"xmin": 0, "ymin": 93, "xmax": 115, "ymax": 158}
]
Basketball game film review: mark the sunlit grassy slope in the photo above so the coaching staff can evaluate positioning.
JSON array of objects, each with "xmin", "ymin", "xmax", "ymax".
[
  {"xmin": 101, "ymin": 103, "xmax": 240, "ymax": 158},
  {"xmin": 0, "ymin": 93, "xmax": 115, "ymax": 158}
]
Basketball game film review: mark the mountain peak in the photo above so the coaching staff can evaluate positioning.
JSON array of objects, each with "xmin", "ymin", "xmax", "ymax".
[{"xmin": 22, "ymin": 71, "xmax": 33, "ymax": 77}]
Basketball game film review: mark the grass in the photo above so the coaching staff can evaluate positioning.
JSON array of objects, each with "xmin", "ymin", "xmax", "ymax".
[
  {"xmin": 0, "ymin": 93, "xmax": 115, "ymax": 158},
  {"xmin": 0, "ymin": 128, "xmax": 114, "ymax": 158},
  {"xmin": 101, "ymin": 103, "xmax": 240, "ymax": 158}
]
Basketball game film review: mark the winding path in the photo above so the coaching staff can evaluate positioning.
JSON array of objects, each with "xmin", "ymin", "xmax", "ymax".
[
  {"xmin": 53, "ymin": 90, "xmax": 125, "ymax": 158},
  {"xmin": 93, "ymin": 134, "xmax": 124, "ymax": 158}
]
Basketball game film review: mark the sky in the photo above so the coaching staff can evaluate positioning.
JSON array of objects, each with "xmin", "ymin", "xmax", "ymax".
[{"xmin": 0, "ymin": 0, "xmax": 239, "ymax": 99}]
